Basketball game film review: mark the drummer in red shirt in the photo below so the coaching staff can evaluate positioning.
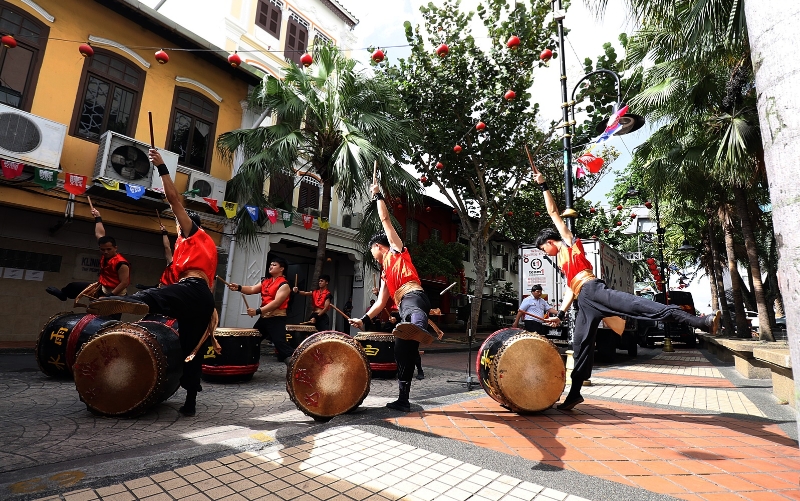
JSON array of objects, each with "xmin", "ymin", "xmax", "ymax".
[
  {"xmin": 349, "ymin": 180, "xmax": 433, "ymax": 412},
  {"xmin": 227, "ymin": 257, "xmax": 294, "ymax": 364},
  {"xmin": 88, "ymin": 149, "xmax": 217, "ymax": 418},
  {"xmin": 292, "ymin": 274, "xmax": 333, "ymax": 331}
]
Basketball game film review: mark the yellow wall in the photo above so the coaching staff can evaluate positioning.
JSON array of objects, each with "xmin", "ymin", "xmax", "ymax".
[{"xmin": 1, "ymin": 0, "xmax": 254, "ymax": 242}]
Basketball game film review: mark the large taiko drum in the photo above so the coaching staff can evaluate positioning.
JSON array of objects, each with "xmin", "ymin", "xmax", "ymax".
[
  {"xmin": 354, "ymin": 332, "xmax": 397, "ymax": 379},
  {"xmin": 476, "ymin": 328, "xmax": 565, "ymax": 413},
  {"xmin": 286, "ymin": 331, "xmax": 370, "ymax": 421},
  {"xmin": 202, "ymin": 328, "xmax": 261, "ymax": 382},
  {"xmin": 35, "ymin": 312, "xmax": 119, "ymax": 378},
  {"xmin": 73, "ymin": 320, "xmax": 182, "ymax": 417},
  {"xmin": 286, "ymin": 324, "xmax": 317, "ymax": 350}
]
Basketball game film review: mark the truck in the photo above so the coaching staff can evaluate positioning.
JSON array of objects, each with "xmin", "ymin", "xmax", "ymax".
[{"xmin": 519, "ymin": 239, "xmax": 638, "ymax": 358}]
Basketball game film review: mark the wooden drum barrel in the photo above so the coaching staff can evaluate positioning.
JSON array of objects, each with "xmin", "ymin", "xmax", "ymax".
[
  {"xmin": 202, "ymin": 328, "xmax": 262, "ymax": 382},
  {"xmin": 35, "ymin": 312, "xmax": 119, "ymax": 378},
  {"xmin": 286, "ymin": 331, "xmax": 370, "ymax": 422},
  {"xmin": 354, "ymin": 332, "xmax": 397, "ymax": 379},
  {"xmin": 476, "ymin": 327, "xmax": 565, "ymax": 413},
  {"xmin": 286, "ymin": 324, "xmax": 317, "ymax": 350},
  {"xmin": 73, "ymin": 320, "xmax": 182, "ymax": 417}
]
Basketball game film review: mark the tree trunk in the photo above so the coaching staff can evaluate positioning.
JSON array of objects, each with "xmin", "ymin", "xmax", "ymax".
[
  {"xmin": 313, "ymin": 177, "xmax": 333, "ymax": 284},
  {"xmin": 704, "ymin": 229, "xmax": 719, "ymax": 315},
  {"xmin": 722, "ymin": 213, "xmax": 751, "ymax": 337},
  {"xmin": 471, "ymin": 234, "xmax": 488, "ymax": 337},
  {"xmin": 709, "ymin": 222, "xmax": 735, "ymax": 335},
  {"xmin": 744, "ymin": 0, "xmax": 800, "ymax": 429},
  {"xmin": 766, "ymin": 233, "xmax": 785, "ymax": 319}
]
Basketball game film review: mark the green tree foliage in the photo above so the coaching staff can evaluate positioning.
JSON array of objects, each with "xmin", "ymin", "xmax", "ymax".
[{"xmin": 407, "ymin": 238, "xmax": 467, "ymax": 288}]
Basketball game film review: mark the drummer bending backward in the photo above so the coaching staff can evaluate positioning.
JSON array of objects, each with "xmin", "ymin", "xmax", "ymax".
[
  {"xmin": 227, "ymin": 257, "xmax": 294, "ymax": 364},
  {"xmin": 531, "ymin": 167, "xmax": 721, "ymax": 411},
  {"xmin": 88, "ymin": 149, "xmax": 218, "ymax": 418},
  {"xmin": 349, "ymin": 180, "xmax": 434, "ymax": 412},
  {"xmin": 293, "ymin": 274, "xmax": 333, "ymax": 331}
]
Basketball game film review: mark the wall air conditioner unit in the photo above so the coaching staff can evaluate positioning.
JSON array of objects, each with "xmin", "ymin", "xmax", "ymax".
[
  {"xmin": 342, "ymin": 212, "xmax": 363, "ymax": 229},
  {"xmin": 0, "ymin": 103, "xmax": 67, "ymax": 170},
  {"xmin": 185, "ymin": 170, "xmax": 227, "ymax": 206},
  {"xmin": 493, "ymin": 268, "xmax": 506, "ymax": 281},
  {"xmin": 93, "ymin": 131, "xmax": 178, "ymax": 190}
]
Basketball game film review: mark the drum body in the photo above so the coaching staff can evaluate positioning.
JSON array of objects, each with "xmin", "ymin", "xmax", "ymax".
[
  {"xmin": 286, "ymin": 331, "xmax": 370, "ymax": 421},
  {"xmin": 354, "ymin": 332, "xmax": 397, "ymax": 379},
  {"xmin": 35, "ymin": 312, "xmax": 118, "ymax": 378},
  {"xmin": 202, "ymin": 328, "xmax": 261, "ymax": 382},
  {"xmin": 476, "ymin": 328, "xmax": 565, "ymax": 413},
  {"xmin": 73, "ymin": 321, "xmax": 182, "ymax": 417},
  {"xmin": 286, "ymin": 324, "xmax": 317, "ymax": 350}
]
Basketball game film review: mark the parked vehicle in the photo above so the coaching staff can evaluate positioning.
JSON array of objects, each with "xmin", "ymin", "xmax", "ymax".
[{"xmin": 636, "ymin": 290, "xmax": 697, "ymax": 347}]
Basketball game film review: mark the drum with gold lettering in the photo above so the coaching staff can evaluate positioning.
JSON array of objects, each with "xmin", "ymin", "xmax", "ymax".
[
  {"xmin": 202, "ymin": 328, "xmax": 261, "ymax": 382},
  {"xmin": 286, "ymin": 324, "xmax": 317, "ymax": 350},
  {"xmin": 476, "ymin": 328, "xmax": 565, "ymax": 413},
  {"xmin": 35, "ymin": 312, "xmax": 119, "ymax": 379},
  {"xmin": 354, "ymin": 332, "xmax": 397, "ymax": 379},
  {"xmin": 73, "ymin": 320, "xmax": 182, "ymax": 417},
  {"xmin": 286, "ymin": 331, "xmax": 370, "ymax": 422}
]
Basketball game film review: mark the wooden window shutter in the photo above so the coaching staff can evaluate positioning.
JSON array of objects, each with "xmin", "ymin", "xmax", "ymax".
[
  {"xmin": 286, "ymin": 17, "xmax": 308, "ymax": 65},
  {"xmin": 298, "ymin": 179, "xmax": 318, "ymax": 212},
  {"xmin": 256, "ymin": 1, "xmax": 281, "ymax": 38},
  {"xmin": 269, "ymin": 173, "xmax": 293, "ymax": 208}
]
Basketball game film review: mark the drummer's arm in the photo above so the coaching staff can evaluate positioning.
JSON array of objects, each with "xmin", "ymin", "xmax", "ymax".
[
  {"xmin": 257, "ymin": 283, "xmax": 290, "ymax": 316},
  {"xmin": 547, "ymin": 288, "xmax": 574, "ymax": 326},
  {"xmin": 350, "ymin": 282, "xmax": 389, "ymax": 329},
  {"xmin": 232, "ymin": 283, "xmax": 261, "ymax": 295},
  {"xmin": 321, "ymin": 297, "xmax": 332, "ymax": 315}
]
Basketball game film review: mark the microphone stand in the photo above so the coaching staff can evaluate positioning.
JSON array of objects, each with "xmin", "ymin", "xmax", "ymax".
[{"xmin": 447, "ymin": 292, "xmax": 477, "ymax": 390}]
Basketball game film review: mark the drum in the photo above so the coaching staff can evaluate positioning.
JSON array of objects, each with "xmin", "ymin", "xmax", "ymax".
[
  {"xmin": 354, "ymin": 332, "xmax": 397, "ymax": 379},
  {"xmin": 141, "ymin": 313, "xmax": 179, "ymax": 332},
  {"xmin": 35, "ymin": 312, "xmax": 118, "ymax": 378},
  {"xmin": 286, "ymin": 324, "xmax": 317, "ymax": 349},
  {"xmin": 476, "ymin": 328, "xmax": 565, "ymax": 413},
  {"xmin": 202, "ymin": 328, "xmax": 261, "ymax": 382},
  {"xmin": 72, "ymin": 320, "xmax": 182, "ymax": 417},
  {"xmin": 286, "ymin": 331, "xmax": 370, "ymax": 422}
]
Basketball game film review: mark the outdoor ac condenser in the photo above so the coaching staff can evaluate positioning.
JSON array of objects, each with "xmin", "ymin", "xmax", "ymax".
[
  {"xmin": 0, "ymin": 103, "xmax": 66, "ymax": 171},
  {"xmin": 185, "ymin": 170, "xmax": 227, "ymax": 206},
  {"xmin": 93, "ymin": 131, "xmax": 178, "ymax": 190}
]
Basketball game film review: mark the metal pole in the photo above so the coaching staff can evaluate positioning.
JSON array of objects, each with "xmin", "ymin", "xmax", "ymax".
[
  {"xmin": 555, "ymin": 0, "xmax": 575, "ymax": 231},
  {"xmin": 654, "ymin": 197, "xmax": 672, "ymax": 346}
]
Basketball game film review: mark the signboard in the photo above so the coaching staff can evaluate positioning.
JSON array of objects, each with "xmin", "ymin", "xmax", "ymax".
[
  {"xmin": 521, "ymin": 247, "xmax": 547, "ymax": 288},
  {"xmin": 74, "ymin": 253, "xmax": 101, "ymax": 281}
]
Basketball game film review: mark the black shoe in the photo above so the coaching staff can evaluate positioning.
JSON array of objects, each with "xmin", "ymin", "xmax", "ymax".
[
  {"xmin": 703, "ymin": 310, "xmax": 721, "ymax": 335},
  {"xmin": 392, "ymin": 323, "xmax": 434, "ymax": 345},
  {"xmin": 556, "ymin": 395, "xmax": 584, "ymax": 411},
  {"xmin": 46, "ymin": 286, "xmax": 68, "ymax": 301},
  {"xmin": 416, "ymin": 371, "xmax": 425, "ymax": 380},
  {"xmin": 87, "ymin": 296, "xmax": 149, "ymax": 316},
  {"xmin": 178, "ymin": 405, "xmax": 196, "ymax": 417},
  {"xmin": 386, "ymin": 400, "xmax": 411, "ymax": 412}
]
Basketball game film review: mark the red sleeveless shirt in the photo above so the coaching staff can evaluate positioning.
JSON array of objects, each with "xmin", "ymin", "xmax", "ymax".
[
  {"xmin": 98, "ymin": 253, "xmax": 129, "ymax": 288},
  {"xmin": 261, "ymin": 276, "xmax": 289, "ymax": 309},
  {"xmin": 556, "ymin": 239, "xmax": 594, "ymax": 285},
  {"xmin": 312, "ymin": 289, "xmax": 332, "ymax": 309},
  {"xmin": 381, "ymin": 248, "xmax": 421, "ymax": 298},
  {"xmin": 169, "ymin": 227, "xmax": 217, "ymax": 288}
]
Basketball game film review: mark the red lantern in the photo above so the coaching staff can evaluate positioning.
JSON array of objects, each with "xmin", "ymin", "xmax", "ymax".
[
  {"xmin": 504, "ymin": 89, "xmax": 516, "ymax": 100},
  {"xmin": 603, "ymin": 229, "xmax": 609, "ymax": 234},
  {"xmin": 436, "ymin": 44, "xmax": 449, "ymax": 57},
  {"xmin": 425, "ymin": 206, "xmax": 431, "ymax": 212},
  {"xmin": 630, "ymin": 213, "xmax": 637, "ymax": 219},
  {"xmin": 535, "ymin": 211, "xmax": 540, "ymax": 217},
  {"xmin": 79, "ymin": 43, "xmax": 94, "ymax": 57},
  {"xmin": 591, "ymin": 235, "xmax": 598, "ymax": 239},
  {"xmin": 154, "ymin": 49, "xmax": 169, "ymax": 64},
  {"xmin": 589, "ymin": 207, "xmax": 597, "ymax": 214},
  {"xmin": 616, "ymin": 204, "xmax": 623, "ymax": 211},
  {"xmin": 644, "ymin": 201, "xmax": 653, "ymax": 209},
  {"xmin": 1, "ymin": 35, "xmax": 16, "ymax": 49},
  {"xmin": 507, "ymin": 211, "xmax": 513, "ymax": 216},
  {"xmin": 616, "ymin": 221, "xmax": 623, "ymax": 226},
  {"xmin": 475, "ymin": 121, "xmax": 486, "ymax": 131},
  {"xmin": 420, "ymin": 176, "xmax": 427, "ymax": 183},
  {"xmin": 300, "ymin": 53, "xmax": 313, "ymax": 67},
  {"xmin": 372, "ymin": 49, "xmax": 385, "ymax": 63},
  {"xmin": 646, "ymin": 258, "xmax": 656, "ymax": 265},
  {"xmin": 453, "ymin": 145, "xmax": 462, "ymax": 154},
  {"xmin": 436, "ymin": 162, "xmax": 444, "ymax": 170},
  {"xmin": 228, "ymin": 52, "xmax": 242, "ymax": 67},
  {"xmin": 506, "ymin": 35, "xmax": 521, "ymax": 49},
  {"xmin": 540, "ymin": 48, "xmax": 553, "ymax": 62}
]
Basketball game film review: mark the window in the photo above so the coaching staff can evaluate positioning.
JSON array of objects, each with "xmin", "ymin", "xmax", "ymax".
[
  {"xmin": 255, "ymin": 0, "xmax": 282, "ymax": 39},
  {"xmin": 269, "ymin": 172, "xmax": 294, "ymax": 209},
  {"xmin": 406, "ymin": 219, "xmax": 419, "ymax": 244},
  {"xmin": 314, "ymin": 30, "xmax": 332, "ymax": 46},
  {"xmin": 430, "ymin": 228, "xmax": 441, "ymax": 241},
  {"xmin": 460, "ymin": 238, "xmax": 470, "ymax": 262},
  {"xmin": 297, "ymin": 176, "xmax": 320, "ymax": 212},
  {"xmin": 0, "ymin": 3, "xmax": 48, "ymax": 111},
  {"xmin": 72, "ymin": 51, "xmax": 143, "ymax": 141},
  {"xmin": 167, "ymin": 89, "xmax": 218, "ymax": 172},
  {"xmin": 285, "ymin": 13, "xmax": 309, "ymax": 65},
  {"xmin": 502, "ymin": 253, "xmax": 509, "ymax": 270}
]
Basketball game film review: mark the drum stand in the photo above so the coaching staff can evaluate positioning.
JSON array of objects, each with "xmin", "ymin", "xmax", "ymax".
[{"xmin": 447, "ymin": 293, "xmax": 478, "ymax": 390}]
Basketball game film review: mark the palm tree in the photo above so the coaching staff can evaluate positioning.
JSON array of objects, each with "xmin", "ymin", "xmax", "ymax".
[{"xmin": 218, "ymin": 44, "xmax": 421, "ymax": 282}]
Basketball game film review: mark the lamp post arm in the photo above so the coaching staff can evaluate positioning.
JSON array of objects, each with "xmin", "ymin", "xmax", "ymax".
[{"xmin": 569, "ymin": 69, "xmax": 623, "ymax": 126}]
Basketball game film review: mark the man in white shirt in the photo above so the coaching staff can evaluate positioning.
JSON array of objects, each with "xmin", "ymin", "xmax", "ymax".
[{"xmin": 512, "ymin": 284, "xmax": 558, "ymax": 334}]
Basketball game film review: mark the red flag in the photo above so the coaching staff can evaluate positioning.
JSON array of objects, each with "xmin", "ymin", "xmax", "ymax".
[
  {"xmin": 302, "ymin": 214, "xmax": 313, "ymax": 229},
  {"xmin": 1, "ymin": 160, "xmax": 24, "ymax": 179},
  {"xmin": 577, "ymin": 153, "xmax": 605, "ymax": 174},
  {"xmin": 64, "ymin": 172, "xmax": 88, "ymax": 195},
  {"xmin": 264, "ymin": 208, "xmax": 278, "ymax": 224},
  {"xmin": 203, "ymin": 197, "xmax": 219, "ymax": 212}
]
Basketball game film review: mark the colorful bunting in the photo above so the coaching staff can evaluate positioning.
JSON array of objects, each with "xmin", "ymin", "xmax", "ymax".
[
  {"xmin": 576, "ymin": 153, "xmax": 605, "ymax": 174},
  {"xmin": 1, "ymin": 159, "xmax": 24, "ymax": 179},
  {"xmin": 302, "ymin": 214, "xmax": 313, "ymax": 229},
  {"xmin": 575, "ymin": 165, "xmax": 586, "ymax": 179},
  {"xmin": 245, "ymin": 205, "xmax": 259, "ymax": 221},
  {"xmin": 125, "ymin": 183, "xmax": 145, "ymax": 200},
  {"xmin": 64, "ymin": 173, "xmax": 88, "ymax": 195},
  {"xmin": 99, "ymin": 178, "xmax": 120, "ymax": 191},
  {"xmin": 318, "ymin": 217, "xmax": 330, "ymax": 230},
  {"xmin": 34, "ymin": 167, "xmax": 57, "ymax": 190},
  {"xmin": 281, "ymin": 210, "xmax": 293, "ymax": 228},
  {"xmin": 203, "ymin": 197, "xmax": 219, "ymax": 213},
  {"xmin": 222, "ymin": 201, "xmax": 238, "ymax": 219},
  {"xmin": 264, "ymin": 208, "xmax": 278, "ymax": 224}
]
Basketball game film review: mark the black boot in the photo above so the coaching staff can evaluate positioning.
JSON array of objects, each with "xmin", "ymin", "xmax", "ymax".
[
  {"xmin": 557, "ymin": 380, "xmax": 584, "ymax": 410},
  {"xmin": 45, "ymin": 286, "xmax": 68, "ymax": 301},
  {"xmin": 179, "ymin": 390, "xmax": 197, "ymax": 417},
  {"xmin": 386, "ymin": 381, "xmax": 411, "ymax": 412}
]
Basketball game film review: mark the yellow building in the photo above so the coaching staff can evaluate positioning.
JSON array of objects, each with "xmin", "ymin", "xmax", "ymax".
[{"xmin": 0, "ymin": 0, "xmax": 262, "ymax": 343}]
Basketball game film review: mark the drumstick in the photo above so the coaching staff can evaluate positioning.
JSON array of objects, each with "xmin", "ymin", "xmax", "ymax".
[
  {"xmin": 216, "ymin": 275, "xmax": 232, "ymax": 287},
  {"xmin": 240, "ymin": 293, "xmax": 250, "ymax": 309},
  {"xmin": 155, "ymin": 209, "xmax": 163, "ymax": 227},
  {"xmin": 524, "ymin": 144, "xmax": 539, "ymax": 175},
  {"xmin": 330, "ymin": 304, "xmax": 351, "ymax": 320},
  {"xmin": 216, "ymin": 275, "xmax": 250, "ymax": 308},
  {"xmin": 87, "ymin": 196, "xmax": 94, "ymax": 211},
  {"xmin": 372, "ymin": 159, "xmax": 378, "ymax": 183},
  {"xmin": 148, "ymin": 111, "xmax": 155, "ymax": 148},
  {"xmin": 294, "ymin": 274, "xmax": 298, "ymax": 289},
  {"xmin": 518, "ymin": 309, "xmax": 547, "ymax": 322}
]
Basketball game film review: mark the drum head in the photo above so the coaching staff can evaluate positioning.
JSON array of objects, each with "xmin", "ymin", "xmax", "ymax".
[
  {"xmin": 73, "ymin": 324, "xmax": 164, "ymax": 416},
  {"xmin": 491, "ymin": 333, "xmax": 565, "ymax": 413},
  {"xmin": 287, "ymin": 331, "xmax": 370, "ymax": 421}
]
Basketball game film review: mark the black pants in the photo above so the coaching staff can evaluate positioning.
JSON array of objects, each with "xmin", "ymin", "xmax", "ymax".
[
  {"xmin": 314, "ymin": 313, "xmax": 330, "ymax": 332},
  {"xmin": 131, "ymin": 277, "xmax": 215, "ymax": 393},
  {"xmin": 58, "ymin": 282, "xmax": 113, "ymax": 298},
  {"xmin": 395, "ymin": 290, "xmax": 431, "ymax": 383},
  {"xmin": 572, "ymin": 280, "xmax": 707, "ymax": 382},
  {"xmin": 254, "ymin": 315, "xmax": 293, "ymax": 361},
  {"xmin": 523, "ymin": 319, "xmax": 548, "ymax": 335}
]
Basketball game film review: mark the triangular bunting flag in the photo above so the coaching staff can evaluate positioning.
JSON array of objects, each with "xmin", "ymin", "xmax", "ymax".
[
  {"xmin": 264, "ymin": 208, "xmax": 278, "ymax": 224},
  {"xmin": 302, "ymin": 214, "xmax": 313, "ymax": 229},
  {"xmin": 245, "ymin": 205, "xmax": 259, "ymax": 221},
  {"xmin": 34, "ymin": 167, "xmax": 57, "ymax": 190},
  {"xmin": 64, "ymin": 173, "xmax": 88, "ymax": 195},
  {"xmin": 575, "ymin": 165, "xmax": 586, "ymax": 179},
  {"xmin": 318, "ymin": 217, "xmax": 330, "ymax": 230},
  {"xmin": 222, "ymin": 201, "xmax": 238, "ymax": 219},
  {"xmin": 281, "ymin": 210, "xmax": 293, "ymax": 228},
  {"xmin": 203, "ymin": 197, "xmax": 219, "ymax": 213},
  {"xmin": 99, "ymin": 178, "xmax": 120, "ymax": 191},
  {"xmin": 1, "ymin": 160, "xmax": 24, "ymax": 179},
  {"xmin": 125, "ymin": 183, "xmax": 145, "ymax": 200}
]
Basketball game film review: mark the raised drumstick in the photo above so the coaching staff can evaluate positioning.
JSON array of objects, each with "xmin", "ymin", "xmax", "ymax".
[
  {"xmin": 330, "ymin": 304, "xmax": 351, "ymax": 320},
  {"xmin": 524, "ymin": 144, "xmax": 539, "ymax": 175},
  {"xmin": 216, "ymin": 275, "xmax": 250, "ymax": 308},
  {"xmin": 148, "ymin": 111, "xmax": 155, "ymax": 148},
  {"xmin": 518, "ymin": 309, "xmax": 547, "ymax": 322},
  {"xmin": 87, "ymin": 196, "xmax": 94, "ymax": 211},
  {"xmin": 294, "ymin": 274, "xmax": 298, "ymax": 289},
  {"xmin": 372, "ymin": 159, "xmax": 378, "ymax": 183}
]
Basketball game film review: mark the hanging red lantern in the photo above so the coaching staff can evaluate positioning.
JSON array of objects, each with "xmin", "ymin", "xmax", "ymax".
[
  {"xmin": 507, "ymin": 211, "xmax": 513, "ymax": 216},
  {"xmin": 228, "ymin": 52, "xmax": 242, "ymax": 67},
  {"xmin": 603, "ymin": 229, "xmax": 609, "ymax": 234},
  {"xmin": 426, "ymin": 206, "xmax": 432, "ymax": 212},
  {"xmin": 630, "ymin": 213, "xmax": 637, "ymax": 219},
  {"xmin": 644, "ymin": 201, "xmax": 653, "ymax": 209},
  {"xmin": 372, "ymin": 49, "xmax": 385, "ymax": 63},
  {"xmin": 506, "ymin": 35, "xmax": 521, "ymax": 50},
  {"xmin": 420, "ymin": 176, "xmax": 427, "ymax": 183},
  {"xmin": 540, "ymin": 48, "xmax": 553, "ymax": 62},
  {"xmin": 589, "ymin": 207, "xmax": 597, "ymax": 214},
  {"xmin": 79, "ymin": 43, "xmax": 94, "ymax": 57},
  {"xmin": 300, "ymin": 53, "xmax": 313, "ymax": 67},
  {"xmin": 436, "ymin": 44, "xmax": 449, "ymax": 57},
  {"xmin": 534, "ymin": 211, "xmax": 540, "ymax": 217},
  {"xmin": 616, "ymin": 221, "xmax": 623, "ymax": 226},
  {"xmin": 436, "ymin": 162, "xmax": 444, "ymax": 170},
  {"xmin": 154, "ymin": 49, "xmax": 169, "ymax": 64},
  {"xmin": 475, "ymin": 121, "xmax": 486, "ymax": 131},
  {"xmin": 453, "ymin": 145, "xmax": 462, "ymax": 154},
  {"xmin": 1, "ymin": 35, "xmax": 16, "ymax": 49},
  {"xmin": 616, "ymin": 204, "xmax": 623, "ymax": 211},
  {"xmin": 504, "ymin": 89, "xmax": 516, "ymax": 101},
  {"xmin": 646, "ymin": 257, "xmax": 656, "ymax": 265}
]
